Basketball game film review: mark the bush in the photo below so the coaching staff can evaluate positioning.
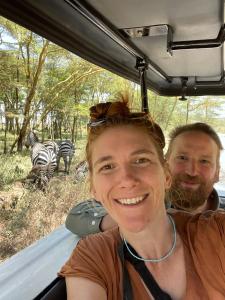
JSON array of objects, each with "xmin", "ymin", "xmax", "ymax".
[{"xmin": 0, "ymin": 145, "xmax": 90, "ymax": 262}]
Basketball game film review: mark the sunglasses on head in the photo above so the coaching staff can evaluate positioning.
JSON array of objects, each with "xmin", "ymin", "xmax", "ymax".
[{"xmin": 87, "ymin": 113, "xmax": 149, "ymax": 128}]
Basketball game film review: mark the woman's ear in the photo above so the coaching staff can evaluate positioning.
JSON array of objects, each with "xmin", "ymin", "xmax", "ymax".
[
  {"xmin": 89, "ymin": 177, "xmax": 96, "ymax": 197},
  {"xmin": 89, "ymin": 176, "xmax": 99, "ymax": 200},
  {"xmin": 91, "ymin": 187, "xmax": 97, "ymax": 198},
  {"xmin": 164, "ymin": 162, "xmax": 172, "ymax": 190}
]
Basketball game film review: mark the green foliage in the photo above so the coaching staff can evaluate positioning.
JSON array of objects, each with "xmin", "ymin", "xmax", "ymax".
[
  {"xmin": 1, "ymin": 15, "xmax": 225, "ymax": 151},
  {"xmin": 2, "ymin": 13, "xmax": 225, "ymax": 263},
  {"xmin": 0, "ymin": 153, "xmax": 30, "ymax": 188},
  {"xmin": 0, "ymin": 137, "xmax": 90, "ymax": 262}
]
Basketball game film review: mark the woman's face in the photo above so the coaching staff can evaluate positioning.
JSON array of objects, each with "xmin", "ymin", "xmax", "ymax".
[{"xmin": 90, "ymin": 125, "xmax": 171, "ymax": 233}]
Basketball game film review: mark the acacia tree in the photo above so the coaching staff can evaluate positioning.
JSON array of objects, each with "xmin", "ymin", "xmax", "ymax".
[
  {"xmin": 35, "ymin": 56, "xmax": 103, "ymax": 141},
  {"xmin": 0, "ymin": 17, "xmax": 52, "ymax": 151},
  {"xmin": 15, "ymin": 39, "xmax": 50, "ymax": 151},
  {"xmin": 1, "ymin": 18, "xmax": 102, "ymax": 151}
]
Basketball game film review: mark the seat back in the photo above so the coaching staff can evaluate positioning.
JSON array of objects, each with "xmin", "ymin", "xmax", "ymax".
[{"xmin": 34, "ymin": 277, "xmax": 66, "ymax": 300}]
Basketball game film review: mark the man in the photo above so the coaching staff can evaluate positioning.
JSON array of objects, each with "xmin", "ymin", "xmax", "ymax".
[{"xmin": 66, "ymin": 122, "xmax": 223, "ymax": 236}]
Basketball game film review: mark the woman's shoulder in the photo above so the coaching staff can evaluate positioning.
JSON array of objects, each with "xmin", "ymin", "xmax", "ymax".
[
  {"xmin": 77, "ymin": 227, "xmax": 121, "ymax": 253},
  {"xmin": 59, "ymin": 227, "xmax": 122, "ymax": 277}
]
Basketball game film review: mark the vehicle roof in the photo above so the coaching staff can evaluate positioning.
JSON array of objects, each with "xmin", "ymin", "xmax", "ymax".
[{"xmin": 1, "ymin": 0, "xmax": 225, "ymax": 96}]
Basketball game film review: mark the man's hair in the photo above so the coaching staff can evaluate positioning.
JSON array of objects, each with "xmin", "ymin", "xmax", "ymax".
[{"xmin": 166, "ymin": 122, "xmax": 223, "ymax": 158}]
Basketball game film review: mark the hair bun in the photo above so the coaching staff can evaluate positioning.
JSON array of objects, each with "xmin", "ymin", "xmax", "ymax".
[
  {"xmin": 89, "ymin": 102, "xmax": 112, "ymax": 121},
  {"xmin": 89, "ymin": 97, "xmax": 130, "ymax": 121}
]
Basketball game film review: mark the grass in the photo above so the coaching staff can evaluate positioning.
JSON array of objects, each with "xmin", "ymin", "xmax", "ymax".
[
  {"xmin": 0, "ymin": 137, "xmax": 91, "ymax": 262},
  {"xmin": 0, "ymin": 152, "xmax": 31, "ymax": 189}
]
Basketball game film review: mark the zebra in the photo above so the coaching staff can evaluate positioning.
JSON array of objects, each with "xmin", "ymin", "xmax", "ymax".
[
  {"xmin": 25, "ymin": 131, "xmax": 57, "ymax": 189},
  {"xmin": 25, "ymin": 130, "xmax": 39, "ymax": 148},
  {"xmin": 27, "ymin": 142, "xmax": 57, "ymax": 189},
  {"xmin": 57, "ymin": 140, "xmax": 75, "ymax": 174},
  {"xmin": 74, "ymin": 160, "xmax": 89, "ymax": 183},
  {"xmin": 43, "ymin": 140, "xmax": 59, "ymax": 157},
  {"xmin": 25, "ymin": 131, "xmax": 59, "ymax": 156}
]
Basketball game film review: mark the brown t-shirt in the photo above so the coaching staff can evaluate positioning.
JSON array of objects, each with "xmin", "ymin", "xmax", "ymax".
[{"xmin": 59, "ymin": 211, "xmax": 225, "ymax": 299}]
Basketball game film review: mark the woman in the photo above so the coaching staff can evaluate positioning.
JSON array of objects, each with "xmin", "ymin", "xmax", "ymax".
[{"xmin": 60, "ymin": 95, "xmax": 225, "ymax": 299}]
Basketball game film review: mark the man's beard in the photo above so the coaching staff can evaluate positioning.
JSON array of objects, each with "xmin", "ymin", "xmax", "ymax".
[{"xmin": 167, "ymin": 174, "xmax": 213, "ymax": 211}]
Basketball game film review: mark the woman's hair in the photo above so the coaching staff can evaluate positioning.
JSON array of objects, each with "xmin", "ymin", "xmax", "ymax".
[{"xmin": 86, "ymin": 94, "xmax": 166, "ymax": 173}]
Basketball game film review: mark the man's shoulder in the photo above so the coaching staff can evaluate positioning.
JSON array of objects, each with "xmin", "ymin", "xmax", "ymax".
[
  {"xmin": 171, "ymin": 210, "xmax": 225, "ymax": 237},
  {"xmin": 69, "ymin": 199, "xmax": 104, "ymax": 214},
  {"xmin": 209, "ymin": 188, "xmax": 220, "ymax": 210}
]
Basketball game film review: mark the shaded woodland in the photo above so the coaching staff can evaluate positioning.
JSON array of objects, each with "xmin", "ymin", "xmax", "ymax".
[
  {"xmin": 1, "ymin": 17, "xmax": 225, "ymax": 262},
  {"xmin": 1, "ymin": 17, "xmax": 225, "ymax": 154}
]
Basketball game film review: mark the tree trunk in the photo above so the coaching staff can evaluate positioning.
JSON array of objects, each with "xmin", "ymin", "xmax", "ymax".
[
  {"xmin": 15, "ymin": 40, "xmax": 49, "ymax": 152},
  {"xmin": 185, "ymin": 100, "xmax": 189, "ymax": 124},
  {"xmin": 164, "ymin": 97, "xmax": 178, "ymax": 130},
  {"xmin": 59, "ymin": 120, "xmax": 62, "ymax": 140},
  {"xmin": 71, "ymin": 116, "xmax": 76, "ymax": 143},
  {"xmin": 4, "ymin": 119, "xmax": 8, "ymax": 154},
  {"xmin": 16, "ymin": 124, "xmax": 29, "ymax": 152}
]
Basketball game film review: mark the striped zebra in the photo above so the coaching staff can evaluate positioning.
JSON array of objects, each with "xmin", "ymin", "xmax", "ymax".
[
  {"xmin": 74, "ymin": 160, "xmax": 89, "ymax": 183},
  {"xmin": 25, "ymin": 131, "xmax": 57, "ymax": 188},
  {"xmin": 27, "ymin": 143, "xmax": 57, "ymax": 189},
  {"xmin": 43, "ymin": 140, "xmax": 59, "ymax": 157},
  {"xmin": 57, "ymin": 140, "xmax": 75, "ymax": 174},
  {"xmin": 25, "ymin": 131, "xmax": 59, "ymax": 156},
  {"xmin": 25, "ymin": 130, "xmax": 39, "ymax": 148}
]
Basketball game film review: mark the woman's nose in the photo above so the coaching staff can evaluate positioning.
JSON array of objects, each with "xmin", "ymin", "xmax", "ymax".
[{"xmin": 118, "ymin": 166, "xmax": 139, "ymax": 188}]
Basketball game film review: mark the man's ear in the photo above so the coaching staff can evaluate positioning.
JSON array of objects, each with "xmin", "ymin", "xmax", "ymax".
[{"xmin": 214, "ymin": 165, "xmax": 220, "ymax": 183}]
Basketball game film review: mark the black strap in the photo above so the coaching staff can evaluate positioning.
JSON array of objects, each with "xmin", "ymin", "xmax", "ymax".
[
  {"xmin": 118, "ymin": 240, "xmax": 173, "ymax": 300},
  {"xmin": 118, "ymin": 241, "xmax": 134, "ymax": 300}
]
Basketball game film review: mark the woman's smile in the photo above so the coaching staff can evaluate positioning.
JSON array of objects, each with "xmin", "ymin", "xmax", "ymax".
[{"xmin": 115, "ymin": 194, "xmax": 148, "ymax": 206}]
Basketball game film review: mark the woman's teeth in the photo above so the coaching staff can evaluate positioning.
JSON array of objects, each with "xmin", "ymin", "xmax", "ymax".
[{"xmin": 117, "ymin": 195, "xmax": 145, "ymax": 205}]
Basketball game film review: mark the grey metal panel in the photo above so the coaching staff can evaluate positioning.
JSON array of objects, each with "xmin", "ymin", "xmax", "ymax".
[
  {"xmin": 0, "ymin": 0, "xmax": 225, "ymax": 96},
  {"xmin": 0, "ymin": 0, "xmax": 143, "ymax": 87},
  {"xmin": 0, "ymin": 225, "xmax": 79, "ymax": 300},
  {"xmin": 133, "ymin": 37, "xmax": 222, "ymax": 77},
  {"xmin": 86, "ymin": 0, "xmax": 222, "ymax": 39}
]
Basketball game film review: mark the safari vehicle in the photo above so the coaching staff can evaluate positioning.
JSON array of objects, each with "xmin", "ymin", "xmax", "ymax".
[{"xmin": 0, "ymin": 0, "xmax": 225, "ymax": 299}]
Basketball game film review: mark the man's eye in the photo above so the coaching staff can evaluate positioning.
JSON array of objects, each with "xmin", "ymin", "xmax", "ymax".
[
  {"xmin": 177, "ymin": 155, "xmax": 187, "ymax": 161},
  {"xmin": 200, "ymin": 159, "xmax": 210, "ymax": 164}
]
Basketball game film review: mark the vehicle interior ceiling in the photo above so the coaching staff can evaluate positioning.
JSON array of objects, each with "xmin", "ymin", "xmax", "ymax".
[{"xmin": 1, "ymin": 0, "xmax": 225, "ymax": 104}]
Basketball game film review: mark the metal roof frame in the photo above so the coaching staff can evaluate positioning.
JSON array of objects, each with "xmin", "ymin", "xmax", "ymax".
[{"xmin": 0, "ymin": 0, "xmax": 225, "ymax": 96}]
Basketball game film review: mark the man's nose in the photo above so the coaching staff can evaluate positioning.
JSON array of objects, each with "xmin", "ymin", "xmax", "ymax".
[{"xmin": 185, "ymin": 160, "xmax": 199, "ymax": 176}]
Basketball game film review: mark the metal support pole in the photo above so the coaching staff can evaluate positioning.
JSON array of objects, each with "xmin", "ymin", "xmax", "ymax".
[
  {"xmin": 179, "ymin": 77, "xmax": 188, "ymax": 101},
  {"xmin": 136, "ymin": 58, "xmax": 149, "ymax": 113}
]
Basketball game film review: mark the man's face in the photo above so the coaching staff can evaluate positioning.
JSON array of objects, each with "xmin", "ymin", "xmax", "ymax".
[{"xmin": 167, "ymin": 131, "xmax": 220, "ymax": 211}]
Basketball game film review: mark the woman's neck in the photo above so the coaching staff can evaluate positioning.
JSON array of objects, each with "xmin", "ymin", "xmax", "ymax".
[{"xmin": 120, "ymin": 211, "xmax": 175, "ymax": 261}]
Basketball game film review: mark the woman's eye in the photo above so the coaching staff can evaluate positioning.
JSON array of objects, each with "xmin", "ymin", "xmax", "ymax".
[
  {"xmin": 99, "ymin": 164, "xmax": 114, "ymax": 172},
  {"xmin": 135, "ymin": 158, "xmax": 150, "ymax": 164}
]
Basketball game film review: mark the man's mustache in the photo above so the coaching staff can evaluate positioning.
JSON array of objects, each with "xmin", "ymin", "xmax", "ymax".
[{"xmin": 173, "ymin": 174, "xmax": 203, "ymax": 185}]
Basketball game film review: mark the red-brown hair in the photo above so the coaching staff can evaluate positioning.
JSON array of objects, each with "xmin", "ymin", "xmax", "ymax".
[{"xmin": 86, "ymin": 94, "xmax": 166, "ymax": 173}]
